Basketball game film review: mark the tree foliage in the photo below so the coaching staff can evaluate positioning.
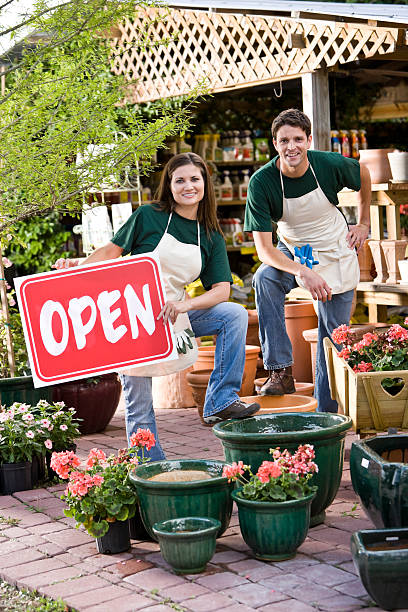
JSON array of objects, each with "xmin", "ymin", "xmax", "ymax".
[{"xmin": 0, "ymin": 0, "xmax": 204, "ymax": 235}]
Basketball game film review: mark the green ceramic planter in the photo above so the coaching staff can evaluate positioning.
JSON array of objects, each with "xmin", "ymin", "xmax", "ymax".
[
  {"xmin": 213, "ymin": 412, "xmax": 352, "ymax": 526},
  {"xmin": 0, "ymin": 375, "xmax": 53, "ymax": 406},
  {"xmin": 129, "ymin": 459, "xmax": 234, "ymax": 540},
  {"xmin": 152, "ymin": 516, "xmax": 220, "ymax": 574},
  {"xmin": 350, "ymin": 434, "xmax": 408, "ymax": 528},
  {"xmin": 232, "ymin": 488, "xmax": 316, "ymax": 561},
  {"xmin": 351, "ymin": 528, "xmax": 408, "ymax": 610}
]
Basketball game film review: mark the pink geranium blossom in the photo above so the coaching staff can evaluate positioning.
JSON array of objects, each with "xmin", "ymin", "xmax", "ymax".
[
  {"xmin": 222, "ymin": 461, "xmax": 246, "ymax": 481},
  {"xmin": 130, "ymin": 428, "xmax": 156, "ymax": 451}
]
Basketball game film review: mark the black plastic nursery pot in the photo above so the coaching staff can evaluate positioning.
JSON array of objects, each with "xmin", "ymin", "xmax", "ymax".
[
  {"xmin": 0, "ymin": 461, "xmax": 32, "ymax": 495},
  {"xmin": 95, "ymin": 519, "xmax": 131, "ymax": 554}
]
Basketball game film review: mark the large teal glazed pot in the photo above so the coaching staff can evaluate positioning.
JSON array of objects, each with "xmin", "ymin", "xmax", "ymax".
[
  {"xmin": 152, "ymin": 516, "xmax": 220, "ymax": 574},
  {"xmin": 350, "ymin": 434, "xmax": 408, "ymax": 528},
  {"xmin": 232, "ymin": 488, "xmax": 316, "ymax": 561},
  {"xmin": 213, "ymin": 412, "xmax": 352, "ymax": 526},
  {"xmin": 351, "ymin": 528, "xmax": 408, "ymax": 610},
  {"xmin": 129, "ymin": 459, "xmax": 234, "ymax": 540}
]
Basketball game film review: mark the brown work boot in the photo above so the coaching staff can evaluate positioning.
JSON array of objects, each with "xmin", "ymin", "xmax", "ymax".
[{"xmin": 260, "ymin": 366, "xmax": 296, "ymax": 396}]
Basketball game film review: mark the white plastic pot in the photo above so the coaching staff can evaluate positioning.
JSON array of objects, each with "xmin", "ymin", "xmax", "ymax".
[
  {"xmin": 398, "ymin": 259, "xmax": 408, "ymax": 283},
  {"xmin": 387, "ymin": 151, "xmax": 408, "ymax": 182}
]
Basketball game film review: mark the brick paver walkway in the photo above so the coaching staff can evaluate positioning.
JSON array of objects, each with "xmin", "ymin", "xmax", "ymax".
[{"xmin": 0, "ymin": 397, "xmax": 385, "ymax": 611}]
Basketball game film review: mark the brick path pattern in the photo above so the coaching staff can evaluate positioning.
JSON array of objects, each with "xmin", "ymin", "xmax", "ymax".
[{"xmin": 0, "ymin": 398, "xmax": 389, "ymax": 611}]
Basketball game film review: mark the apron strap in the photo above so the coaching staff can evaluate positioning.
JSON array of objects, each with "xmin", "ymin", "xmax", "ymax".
[{"xmin": 164, "ymin": 212, "xmax": 200, "ymax": 249}]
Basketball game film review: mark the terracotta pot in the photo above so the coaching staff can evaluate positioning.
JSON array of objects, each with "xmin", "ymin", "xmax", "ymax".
[
  {"xmin": 388, "ymin": 150, "xmax": 408, "ymax": 181},
  {"xmin": 152, "ymin": 367, "xmax": 195, "ymax": 409},
  {"xmin": 193, "ymin": 344, "xmax": 260, "ymax": 397},
  {"xmin": 381, "ymin": 239, "xmax": 408, "ymax": 284},
  {"xmin": 186, "ymin": 368, "xmax": 213, "ymax": 426},
  {"xmin": 284, "ymin": 300, "xmax": 317, "ymax": 384},
  {"xmin": 240, "ymin": 394, "xmax": 317, "ymax": 415},
  {"xmin": 52, "ymin": 373, "xmax": 121, "ymax": 435},
  {"xmin": 359, "ymin": 149, "xmax": 393, "ymax": 185},
  {"xmin": 246, "ymin": 309, "xmax": 260, "ymax": 346},
  {"xmin": 368, "ymin": 240, "xmax": 388, "ymax": 283},
  {"xmin": 254, "ymin": 378, "xmax": 314, "ymax": 397},
  {"xmin": 358, "ymin": 240, "xmax": 375, "ymax": 282}
]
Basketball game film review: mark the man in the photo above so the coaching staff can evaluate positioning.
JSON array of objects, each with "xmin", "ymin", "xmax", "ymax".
[{"xmin": 244, "ymin": 108, "xmax": 371, "ymax": 412}]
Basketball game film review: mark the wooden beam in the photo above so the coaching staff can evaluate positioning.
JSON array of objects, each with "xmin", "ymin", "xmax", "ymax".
[{"xmin": 301, "ymin": 69, "xmax": 331, "ymax": 151}]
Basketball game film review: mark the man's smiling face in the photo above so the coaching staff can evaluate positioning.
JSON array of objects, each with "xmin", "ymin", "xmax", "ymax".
[{"xmin": 273, "ymin": 125, "xmax": 312, "ymax": 177}]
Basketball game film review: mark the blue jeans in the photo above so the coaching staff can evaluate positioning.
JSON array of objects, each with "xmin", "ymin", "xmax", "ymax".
[
  {"xmin": 253, "ymin": 242, "xmax": 354, "ymax": 413},
  {"xmin": 119, "ymin": 301, "xmax": 248, "ymax": 460}
]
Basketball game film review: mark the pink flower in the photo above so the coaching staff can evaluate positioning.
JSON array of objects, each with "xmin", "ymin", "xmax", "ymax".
[
  {"xmin": 60, "ymin": 424, "xmax": 68, "ymax": 431},
  {"xmin": 360, "ymin": 332, "xmax": 378, "ymax": 347},
  {"xmin": 222, "ymin": 461, "xmax": 246, "ymax": 481},
  {"xmin": 332, "ymin": 325, "xmax": 351, "ymax": 345},
  {"xmin": 50, "ymin": 450, "xmax": 81, "ymax": 479},
  {"xmin": 86, "ymin": 448, "xmax": 106, "ymax": 469},
  {"xmin": 387, "ymin": 324, "xmax": 408, "ymax": 343},
  {"xmin": 257, "ymin": 461, "xmax": 282, "ymax": 483},
  {"xmin": 338, "ymin": 347, "xmax": 351, "ymax": 360},
  {"xmin": 92, "ymin": 474, "xmax": 104, "ymax": 487},
  {"xmin": 41, "ymin": 418, "xmax": 51, "ymax": 428},
  {"xmin": 404, "ymin": 317, "xmax": 408, "ymax": 326},
  {"xmin": 44, "ymin": 439, "xmax": 53, "ymax": 449},
  {"xmin": 353, "ymin": 361, "xmax": 374, "ymax": 373},
  {"xmin": 22, "ymin": 413, "xmax": 34, "ymax": 422},
  {"xmin": 26, "ymin": 430, "xmax": 34, "ymax": 439},
  {"xmin": 2, "ymin": 257, "xmax": 12, "ymax": 268},
  {"xmin": 130, "ymin": 428, "xmax": 156, "ymax": 451}
]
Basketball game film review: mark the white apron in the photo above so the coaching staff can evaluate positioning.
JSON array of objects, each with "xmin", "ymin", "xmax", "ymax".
[
  {"xmin": 122, "ymin": 212, "xmax": 200, "ymax": 377},
  {"xmin": 277, "ymin": 163, "xmax": 359, "ymax": 296}
]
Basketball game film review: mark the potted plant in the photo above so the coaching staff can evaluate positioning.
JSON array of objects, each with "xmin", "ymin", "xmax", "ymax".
[
  {"xmin": 224, "ymin": 444, "xmax": 318, "ymax": 561},
  {"xmin": 325, "ymin": 320, "xmax": 408, "ymax": 434},
  {"xmin": 51, "ymin": 428, "xmax": 155, "ymax": 554},
  {"xmin": 0, "ymin": 402, "xmax": 47, "ymax": 493}
]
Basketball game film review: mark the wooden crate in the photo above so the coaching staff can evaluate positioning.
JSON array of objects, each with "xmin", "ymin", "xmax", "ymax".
[{"xmin": 323, "ymin": 337, "xmax": 408, "ymax": 433}]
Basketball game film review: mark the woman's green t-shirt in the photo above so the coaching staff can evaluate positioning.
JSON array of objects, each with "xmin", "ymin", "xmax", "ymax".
[{"xmin": 111, "ymin": 204, "xmax": 232, "ymax": 291}]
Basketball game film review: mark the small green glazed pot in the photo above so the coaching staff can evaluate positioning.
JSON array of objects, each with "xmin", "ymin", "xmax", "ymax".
[
  {"xmin": 152, "ymin": 516, "xmax": 220, "ymax": 574},
  {"xmin": 129, "ymin": 459, "xmax": 234, "ymax": 540},
  {"xmin": 213, "ymin": 412, "xmax": 352, "ymax": 525},
  {"xmin": 351, "ymin": 528, "xmax": 408, "ymax": 610},
  {"xmin": 232, "ymin": 488, "xmax": 316, "ymax": 561},
  {"xmin": 350, "ymin": 434, "xmax": 408, "ymax": 528}
]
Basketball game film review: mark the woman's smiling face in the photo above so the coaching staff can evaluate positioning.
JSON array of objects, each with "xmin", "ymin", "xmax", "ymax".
[{"xmin": 170, "ymin": 163, "xmax": 205, "ymax": 213}]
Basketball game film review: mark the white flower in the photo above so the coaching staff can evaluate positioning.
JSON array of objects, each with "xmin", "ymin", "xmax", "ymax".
[
  {"xmin": 44, "ymin": 439, "xmax": 52, "ymax": 449},
  {"xmin": 22, "ymin": 413, "xmax": 34, "ymax": 422},
  {"xmin": 60, "ymin": 424, "xmax": 68, "ymax": 431},
  {"xmin": 26, "ymin": 430, "xmax": 34, "ymax": 439},
  {"xmin": 18, "ymin": 404, "xmax": 30, "ymax": 413},
  {"xmin": 41, "ymin": 418, "xmax": 51, "ymax": 428},
  {"xmin": 54, "ymin": 402, "xmax": 65, "ymax": 408},
  {"xmin": 0, "ymin": 413, "xmax": 9, "ymax": 423},
  {"xmin": 37, "ymin": 400, "xmax": 49, "ymax": 408},
  {"xmin": 2, "ymin": 257, "xmax": 12, "ymax": 268},
  {"xmin": 52, "ymin": 411, "xmax": 64, "ymax": 419},
  {"xmin": 47, "ymin": 424, "xmax": 54, "ymax": 431}
]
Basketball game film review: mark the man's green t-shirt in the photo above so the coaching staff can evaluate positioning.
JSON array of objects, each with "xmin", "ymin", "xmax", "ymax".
[
  {"xmin": 244, "ymin": 150, "xmax": 361, "ymax": 232},
  {"xmin": 111, "ymin": 204, "xmax": 232, "ymax": 290}
]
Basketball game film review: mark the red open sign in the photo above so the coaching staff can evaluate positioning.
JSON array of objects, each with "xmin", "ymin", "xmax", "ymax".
[{"xmin": 14, "ymin": 254, "xmax": 176, "ymax": 387}]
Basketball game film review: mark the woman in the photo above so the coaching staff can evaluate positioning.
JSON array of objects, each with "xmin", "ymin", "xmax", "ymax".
[{"xmin": 54, "ymin": 153, "xmax": 259, "ymax": 460}]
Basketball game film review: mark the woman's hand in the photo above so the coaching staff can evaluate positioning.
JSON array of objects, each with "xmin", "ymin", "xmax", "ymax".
[
  {"xmin": 52, "ymin": 258, "xmax": 81, "ymax": 270},
  {"xmin": 157, "ymin": 299, "xmax": 190, "ymax": 325}
]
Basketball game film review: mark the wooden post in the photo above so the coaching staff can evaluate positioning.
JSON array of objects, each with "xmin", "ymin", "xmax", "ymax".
[
  {"xmin": 0, "ymin": 64, "xmax": 16, "ymax": 376},
  {"xmin": 301, "ymin": 70, "xmax": 331, "ymax": 151}
]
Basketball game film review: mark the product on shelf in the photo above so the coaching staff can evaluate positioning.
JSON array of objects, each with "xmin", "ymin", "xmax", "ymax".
[
  {"xmin": 220, "ymin": 170, "xmax": 233, "ymax": 201},
  {"xmin": 350, "ymin": 129, "xmax": 359, "ymax": 159},
  {"xmin": 231, "ymin": 170, "xmax": 240, "ymax": 199},
  {"xmin": 331, "ymin": 130, "xmax": 341, "ymax": 154},
  {"xmin": 253, "ymin": 136, "xmax": 270, "ymax": 161},
  {"xmin": 242, "ymin": 130, "xmax": 254, "ymax": 161},
  {"xmin": 358, "ymin": 129, "xmax": 368, "ymax": 150},
  {"xmin": 239, "ymin": 169, "xmax": 250, "ymax": 200},
  {"xmin": 339, "ymin": 130, "xmax": 351, "ymax": 158}
]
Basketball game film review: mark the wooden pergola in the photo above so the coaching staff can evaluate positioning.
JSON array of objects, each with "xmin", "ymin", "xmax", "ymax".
[{"xmin": 111, "ymin": 1, "xmax": 408, "ymax": 149}]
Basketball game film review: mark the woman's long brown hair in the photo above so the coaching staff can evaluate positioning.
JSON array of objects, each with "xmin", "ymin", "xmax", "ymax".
[{"xmin": 154, "ymin": 153, "xmax": 221, "ymax": 235}]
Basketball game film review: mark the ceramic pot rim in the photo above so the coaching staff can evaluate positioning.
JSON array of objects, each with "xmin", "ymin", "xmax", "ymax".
[
  {"xmin": 152, "ymin": 516, "xmax": 221, "ymax": 539},
  {"xmin": 352, "ymin": 434, "xmax": 408, "ymax": 466},
  {"xmin": 213, "ymin": 413, "xmax": 352, "ymax": 443},
  {"xmin": 352, "ymin": 527, "xmax": 408, "ymax": 554},
  {"xmin": 129, "ymin": 459, "xmax": 230, "ymax": 490},
  {"xmin": 231, "ymin": 487, "xmax": 316, "ymax": 508}
]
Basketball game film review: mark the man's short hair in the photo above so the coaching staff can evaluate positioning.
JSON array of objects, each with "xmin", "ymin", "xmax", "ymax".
[{"xmin": 271, "ymin": 109, "xmax": 312, "ymax": 140}]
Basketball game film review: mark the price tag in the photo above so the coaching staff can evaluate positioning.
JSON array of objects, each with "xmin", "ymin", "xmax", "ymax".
[{"xmin": 361, "ymin": 458, "xmax": 369, "ymax": 468}]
